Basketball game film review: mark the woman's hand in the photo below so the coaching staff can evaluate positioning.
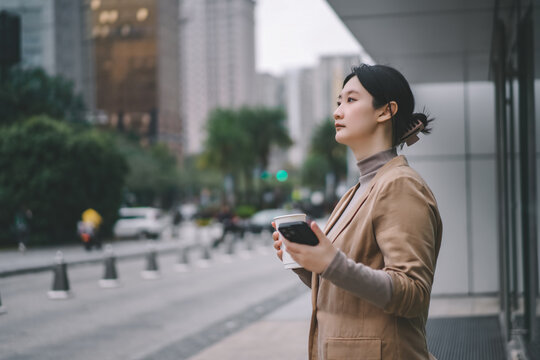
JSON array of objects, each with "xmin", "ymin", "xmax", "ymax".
[
  {"xmin": 277, "ymin": 221, "xmax": 337, "ymax": 274},
  {"xmin": 271, "ymin": 221, "xmax": 283, "ymax": 261}
]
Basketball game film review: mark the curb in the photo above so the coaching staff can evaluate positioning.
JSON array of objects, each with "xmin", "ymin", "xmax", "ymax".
[{"xmin": 0, "ymin": 243, "xmax": 197, "ymax": 278}]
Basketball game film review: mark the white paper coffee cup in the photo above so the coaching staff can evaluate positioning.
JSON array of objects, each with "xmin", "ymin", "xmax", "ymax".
[{"xmin": 273, "ymin": 213, "xmax": 306, "ymax": 269}]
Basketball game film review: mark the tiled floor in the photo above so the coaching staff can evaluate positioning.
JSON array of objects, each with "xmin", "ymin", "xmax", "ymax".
[{"xmin": 188, "ymin": 293, "xmax": 505, "ymax": 360}]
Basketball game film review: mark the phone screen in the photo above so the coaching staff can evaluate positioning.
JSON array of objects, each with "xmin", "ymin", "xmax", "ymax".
[{"xmin": 278, "ymin": 221, "xmax": 319, "ymax": 246}]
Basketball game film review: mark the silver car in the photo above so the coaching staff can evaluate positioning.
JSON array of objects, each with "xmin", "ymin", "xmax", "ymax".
[{"xmin": 113, "ymin": 207, "xmax": 167, "ymax": 239}]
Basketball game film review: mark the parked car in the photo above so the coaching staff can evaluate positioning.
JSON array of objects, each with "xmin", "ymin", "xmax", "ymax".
[
  {"xmin": 247, "ymin": 208, "xmax": 303, "ymax": 233},
  {"xmin": 178, "ymin": 203, "xmax": 198, "ymax": 221},
  {"xmin": 113, "ymin": 207, "xmax": 167, "ymax": 239}
]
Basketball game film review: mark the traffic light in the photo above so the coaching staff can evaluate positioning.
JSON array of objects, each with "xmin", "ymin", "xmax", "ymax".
[{"xmin": 276, "ymin": 170, "xmax": 288, "ymax": 182}]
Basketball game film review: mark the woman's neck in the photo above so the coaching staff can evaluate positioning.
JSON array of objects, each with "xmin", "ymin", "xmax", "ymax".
[
  {"xmin": 356, "ymin": 147, "xmax": 397, "ymax": 178},
  {"xmin": 351, "ymin": 140, "xmax": 394, "ymax": 162}
]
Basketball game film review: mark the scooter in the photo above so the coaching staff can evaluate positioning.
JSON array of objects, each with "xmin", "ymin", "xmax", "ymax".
[{"xmin": 77, "ymin": 221, "xmax": 102, "ymax": 251}]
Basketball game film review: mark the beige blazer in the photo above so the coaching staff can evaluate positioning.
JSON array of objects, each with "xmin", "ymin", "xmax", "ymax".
[{"xmin": 309, "ymin": 155, "xmax": 443, "ymax": 360}]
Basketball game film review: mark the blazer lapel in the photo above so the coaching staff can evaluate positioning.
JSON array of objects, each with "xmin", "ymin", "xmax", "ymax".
[
  {"xmin": 328, "ymin": 182, "xmax": 375, "ymax": 244},
  {"xmin": 327, "ymin": 155, "xmax": 408, "ymax": 243},
  {"xmin": 324, "ymin": 183, "xmax": 359, "ymax": 236}
]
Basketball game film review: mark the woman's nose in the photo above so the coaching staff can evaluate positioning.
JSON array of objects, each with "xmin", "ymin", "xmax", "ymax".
[{"xmin": 333, "ymin": 107, "xmax": 343, "ymax": 120}]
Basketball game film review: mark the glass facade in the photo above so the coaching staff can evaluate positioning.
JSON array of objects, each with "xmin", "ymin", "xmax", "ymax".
[
  {"xmin": 492, "ymin": 0, "xmax": 539, "ymax": 356},
  {"xmin": 90, "ymin": 0, "xmax": 158, "ymax": 140}
]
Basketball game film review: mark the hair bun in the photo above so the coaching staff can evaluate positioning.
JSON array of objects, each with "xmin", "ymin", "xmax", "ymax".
[
  {"xmin": 411, "ymin": 113, "xmax": 428, "ymax": 126},
  {"xmin": 399, "ymin": 114, "xmax": 425, "ymax": 146}
]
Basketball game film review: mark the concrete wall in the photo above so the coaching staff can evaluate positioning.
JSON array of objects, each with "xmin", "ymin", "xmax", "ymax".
[
  {"xmin": 398, "ymin": 79, "xmax": 539, "ymax": 295},
  {"xmin": 399, "ymin": 81, "xmax": 499, "ymax": 295}
]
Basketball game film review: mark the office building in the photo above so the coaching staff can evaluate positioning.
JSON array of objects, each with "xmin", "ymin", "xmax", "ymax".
[
  {"xmin": 0, "ymin": 0, "xmax": 94, "ymax": 111},
  {"xmin": 283, "ymin": 67, "xmax": 315, "ymax": 167},
  {"xmin": 180, "ymin": 0, "xmax": 256, "ymax": 154},
  {"xmin": 89, "ymin": 0, "xmax": 181, "ymax": 156},
  {"xmin": 255, "ymin": 72, "xmax": 285, "ymax": 108},
  {"xmin": 313, "ymin": 54, "xmax": 361, "ymax": 124}
]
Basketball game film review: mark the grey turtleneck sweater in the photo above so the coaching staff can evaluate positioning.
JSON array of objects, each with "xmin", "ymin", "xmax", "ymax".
[{"xmin": 293, "ymin": 147, "xmax": 397, "ymax": 309}]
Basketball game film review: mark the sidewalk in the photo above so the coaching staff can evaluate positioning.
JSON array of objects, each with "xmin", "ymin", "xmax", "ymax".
[
  {"xmin": 0, "ymin": 221, "xmax": 216, "ymax": 277},
  {"xmin": 187, "ymin": 290, "xmax": 312, "ymax": 360},
  {"xmin": 187, "ymin": 291, "xmax": 504, "ymax": 360}
]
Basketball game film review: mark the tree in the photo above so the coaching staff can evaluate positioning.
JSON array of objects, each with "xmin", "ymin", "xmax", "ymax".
[
  {"xmin": 238, "ymin": 107, "xmax": 292, "ymax": 170},
  {"xmin": 202, "ymin": 108, "xmax": 253, "ymax": 176},
  {"xmin": 202, "ymin": 108, "xmax": 254, "ymax": 204},
  {"xmin": 237, "ymin": 107, "xmax": 292, "ymax": 204},
  {"xmin": 202, "ymin": 106, "xmax": 292, "ymax": 206},
  {"xmin": 113, "ymin": 135, "xmax": 181, "ymax": 208},
  {"xmin": 177, "ymin": 154, "xmax": 224, "ymax": 202},
  {"xmin": 0, "ymin": 116, "xmax": 127, "ymax": 246},
  {"xmin": 301, "ymin": 153, "xmax": 332, "ymax": 189},
  {"xmin": 0, "ymin": 66, "xmax": 86, "ymax": 126},
  {"xmin": 302, "ymin": 119, "xmax": 347, "ymax": 198}
]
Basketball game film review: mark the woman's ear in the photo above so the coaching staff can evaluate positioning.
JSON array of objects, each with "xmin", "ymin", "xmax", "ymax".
[{"xmin": 377, "ymin": 101, "xmax": 398, "ymax": 123}]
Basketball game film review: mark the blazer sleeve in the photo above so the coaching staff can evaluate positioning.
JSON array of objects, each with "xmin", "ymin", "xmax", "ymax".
[{"xmin": 372, "ymin": 175, "xmax": 441, "ymax": 318}]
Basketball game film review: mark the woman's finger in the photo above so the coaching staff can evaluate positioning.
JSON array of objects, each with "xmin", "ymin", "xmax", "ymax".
[
  {"xmin": 310, "ymin": 221, "xmax": 326, "ymax": 241},
  {"xmin": 273, "ymin": 239, "xmax": 282, "ymax": 250},
  {"xmin": 272, "ymin": 231, "xmax": 279, "ymax": 241},
  {"xmin": 282, "ymin": 238, "xmax": 298, "ymax": 254}
]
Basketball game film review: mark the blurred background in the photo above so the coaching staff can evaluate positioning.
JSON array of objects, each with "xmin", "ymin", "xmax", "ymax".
[{"xmin": 0, "ymin": 0, "xmax": 539, "ymax": 359}]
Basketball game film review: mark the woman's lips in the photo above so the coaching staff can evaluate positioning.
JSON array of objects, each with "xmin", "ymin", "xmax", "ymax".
[{"xmin": 335, "ymin": 123, "xmax": 345, "ymax": 129}]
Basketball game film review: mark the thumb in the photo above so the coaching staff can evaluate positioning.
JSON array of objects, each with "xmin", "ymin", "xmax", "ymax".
[{"xmin": 310, "ymin": 221, "xmax": 327, "ymax": 242}]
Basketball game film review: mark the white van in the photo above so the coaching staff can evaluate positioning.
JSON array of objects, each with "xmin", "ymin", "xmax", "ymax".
[{"xmin": 113, "ymin": 207, "xmax": 167, "ymax": 239}]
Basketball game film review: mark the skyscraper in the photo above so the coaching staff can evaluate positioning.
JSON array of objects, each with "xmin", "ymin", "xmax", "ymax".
[
  {"xmin": 255, "ymin": 72, "xmax": 285, "ymax": 108},
  {"xmin": 284, "ymin": 67, "xmax": 315, "ymax": 167},
  {"xmin": 90, "ymin": 0, "xmax": 181, "ymax": 156},
  {"xmin": 313, "ymin": 55, "xmax": 361, "ymax": 124},
  {"xmin": 0, "ymin": 0, "xmax": 94, "ymax": 110},
  {"xmin": 180, "ymin": 0, "xmax": 256, "ymax": 154}
]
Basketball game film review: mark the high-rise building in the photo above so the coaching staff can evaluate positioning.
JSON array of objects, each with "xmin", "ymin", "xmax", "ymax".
[
  {"xmin": 180, "ymin": 0, "xmax": 256, "ymax": 154},
  {"xmin": 270, "ymin": 56, "xmax": 362, "ymax": 169},
  {"xmin": 313, "ymin": 55, "xmax": 361, "ymax": 124},
  {"xmin": 89, "ymin": 0, "xmax": 181, "ymax": 156},
  {"xmin": 254, "ymin": 72, "xmax": 286, "ymax": 173},
  {"xmin": 255, "ymin": 72, "xmax": 285, "ymax": 108},
  {"xmin": 0, "ymin": 0, "xmax": 95, "ymax": 110},
  {"xmin": 284, "ymin": 67, "xmax": 315, "ymax": 167}
]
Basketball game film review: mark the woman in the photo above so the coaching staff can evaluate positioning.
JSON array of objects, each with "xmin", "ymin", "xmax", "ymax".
[{"xmin": 273, "ymin": 64, "xmax": 442, "ymax": 360}]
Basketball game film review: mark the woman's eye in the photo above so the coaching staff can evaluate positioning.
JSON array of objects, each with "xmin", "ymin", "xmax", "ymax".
[
  {"xmin": 347, "ymin": 97, "xmax": 355, "ymax": 102},
  {"xmin": 336, "ymin": 102, "xmax": 341, "ymax": 107}
]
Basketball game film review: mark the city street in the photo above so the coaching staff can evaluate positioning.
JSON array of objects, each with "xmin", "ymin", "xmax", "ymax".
[{"xmin": 0, "ymin": 230, "xmax": 306, "ymax": 360}]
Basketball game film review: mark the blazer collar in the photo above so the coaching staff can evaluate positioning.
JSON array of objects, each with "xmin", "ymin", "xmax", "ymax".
[{"xmin": 324, "ymin": 155, "xmax": 408, "ymax": 240}]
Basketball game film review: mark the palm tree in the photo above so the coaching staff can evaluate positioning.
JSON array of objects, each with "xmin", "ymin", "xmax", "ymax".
[
  {"xmin": 202, "ymin": 106, "xmax": 292, "ymax": 206},
  {"xmin": 238, "ymin": 107, "xmax": 292, "ymax": 170}
]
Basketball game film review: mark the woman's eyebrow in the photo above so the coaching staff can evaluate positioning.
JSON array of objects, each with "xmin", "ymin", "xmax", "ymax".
[{"xmin": 337, "ymin": 90, "xmax": 360, "ymax": 99}]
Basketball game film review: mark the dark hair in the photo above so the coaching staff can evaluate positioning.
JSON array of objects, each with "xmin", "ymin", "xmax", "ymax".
[{"xmin": 343, "ymin": 64, "xmax": 434, "ymax": 148}]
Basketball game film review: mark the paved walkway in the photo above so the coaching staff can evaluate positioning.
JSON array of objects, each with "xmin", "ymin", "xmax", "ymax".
[{"xmin": 186, "ymin": 288, "xmax": 501, "ymax": 360}]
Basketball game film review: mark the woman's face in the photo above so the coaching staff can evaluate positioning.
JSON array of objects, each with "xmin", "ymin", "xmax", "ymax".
[{"xmin": 333, "ymin": 76, "xmax": 379, "ymax": 147}]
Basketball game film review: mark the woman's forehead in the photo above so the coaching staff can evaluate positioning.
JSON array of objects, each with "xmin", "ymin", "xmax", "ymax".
[{"xmin": 338, "ymin": 76, "xmax": 367, "ymax": 98}]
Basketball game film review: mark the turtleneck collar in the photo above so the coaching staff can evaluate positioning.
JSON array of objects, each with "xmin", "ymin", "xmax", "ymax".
[{"xmin": 356, "ymin": 147, "xmax": 397, "ymax": 184}]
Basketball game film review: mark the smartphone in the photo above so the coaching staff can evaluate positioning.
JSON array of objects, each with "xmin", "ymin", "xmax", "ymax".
[{"xmin": 277, "ymin": 221, "xmax": 319, "ymax": 246}]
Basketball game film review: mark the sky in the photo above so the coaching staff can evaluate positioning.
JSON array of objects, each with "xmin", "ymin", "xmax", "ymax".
[{"xmin": 255, "ymin": 0, "xmax": 366, "ymax": 76}]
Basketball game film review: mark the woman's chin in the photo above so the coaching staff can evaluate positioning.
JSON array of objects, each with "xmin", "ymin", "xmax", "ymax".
[{"xmin": 335, "ymin": 131, "xmax": 347, "ymax": 145}]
